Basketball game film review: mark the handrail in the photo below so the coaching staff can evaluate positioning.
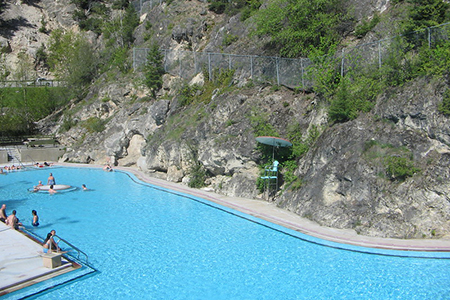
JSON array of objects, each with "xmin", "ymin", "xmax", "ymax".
[
  {"xmin": 20, "ymin": 228, "xmax": 89, "ymax": 265},
  {"xmin": 10, "ymin": 144, "xmax": 30, "ymax": 169},
  {"xmin": 54, "ymin": 234, "xmax": 89, "ymax": 264},
  {"xmin": 24, "ymin": 154, "xmax": 38, "ymax": 166}
]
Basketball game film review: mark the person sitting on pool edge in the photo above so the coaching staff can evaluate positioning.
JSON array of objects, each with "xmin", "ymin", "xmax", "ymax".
[
  {"xmin": 43, "ymin": 230, "xmax": 60, "ymax": 253},
  {"xmin": 0, "ymin": 204, "xmax": 7, "ymax": 222},
  {"xmin": 47, "ymin": 173, "xmax": 56, "ymax": 185},
  {"xmin": 5, "ymin": 210, "xmax": 23, "ymax": 230}
]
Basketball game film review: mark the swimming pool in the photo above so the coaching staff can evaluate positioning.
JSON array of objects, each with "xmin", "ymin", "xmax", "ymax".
[{"xmin": 2, "ymin": 167, "xmax": 450, "ymax": 299}]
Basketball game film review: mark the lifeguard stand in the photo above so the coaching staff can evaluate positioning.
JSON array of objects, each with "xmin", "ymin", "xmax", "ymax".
[{"xmin": 261, "ymin": 160, "xmax": 279, "ymax": 200}]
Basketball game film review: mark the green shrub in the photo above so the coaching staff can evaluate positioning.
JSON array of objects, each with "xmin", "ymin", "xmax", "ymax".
[
  {"xmin": 208, "ymin": 0, "xmax": 227, "ymax": 14},
  {"xmin": 354, "ymin": 14, "xmax": 380, "ymax": 38},
  {"xmin": 35, "ymin": 44, "xmax": 48, "ymax": 67},
  {"xmin": 384, "ymin": 155, "xmax": 420, "ymax": 181},
  {"xmin": 282, "ymin": 160, "xmax": 298, "ymax": 187},
  {"xmin": 60, "ymin": 115, "xmax": 77, "ymax": 132},
  {"xmin": 39, "ymin": 17, "xmax": 48, "ymax": 33},
  {"xmin": 439, "ymin": 88, "xmax": 450, "ymax": 116},
  {"xmin": 222, "ymin": 34, "xmax": 238, "ymax": 46},
  {"xmin": 249, "ymin": 109, "xmax": 278, "ymax": 137},
  {"xmin": 84, "ymin": 117, "xmax": 107, "ymax": 133},
  {"xmin": 253, "ymin": 0, "xmax": 348, "ymax": 57},
  {"xmin": 178, "ymin": 84, "xmax": 202, "ymax": 107},
  {"xmin": 189, "ymin": 162, "xmax": 206, "ymax": 188}
]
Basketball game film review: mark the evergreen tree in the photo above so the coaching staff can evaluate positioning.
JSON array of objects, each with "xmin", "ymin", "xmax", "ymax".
[
  {"xmin": 328, "ymin": 80, "xmax": 357, "ymax": 123},
  {"xmin": 144, "ymin": 44, "xmax": 165, "ymax": 98},
  {"xmin": 404, "ymin": 0, "xmax": 450, "ymax": 32}
]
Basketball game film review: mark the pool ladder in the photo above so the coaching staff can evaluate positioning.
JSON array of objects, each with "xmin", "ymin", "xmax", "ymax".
[
  {"xmin": 21, "ymin": 228, "xmax": 89, "ymax": 265},
  {"xmin": 55, "ymin": 234, "xmax": 90, "ymax": 264}
]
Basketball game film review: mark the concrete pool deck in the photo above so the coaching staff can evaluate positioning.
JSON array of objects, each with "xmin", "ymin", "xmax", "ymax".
[
  {"xmin": 0, "ymin": 223, "xmax": 77, "ymax": 297},
  {"xmin": 1, "ymin": 162, "xmax": 450, "ymax": 297}
]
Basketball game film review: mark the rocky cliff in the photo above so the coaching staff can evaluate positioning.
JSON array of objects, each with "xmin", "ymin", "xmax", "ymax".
[{"xmin": 2, "ymin": 0, "xmax": 450, "ymax": 239}]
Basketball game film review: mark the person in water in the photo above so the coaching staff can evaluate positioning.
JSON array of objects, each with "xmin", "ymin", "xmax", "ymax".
[
  {"xmin": 82, "ymin": 184, "xmax": 88, "ymax": 191},
  {"xmin": 32, "ymin": 210, "xmax": 39, "ymax": 227},
  {"xmin": 33, "ymin": 180, "xmax": 44, "ymax": 192},
  {"xmin": 43, "ymin": 230, "xmax": 60, "ymax": 253},
  {"xmin": 49, "ymin": 185, "xmax": 57, "ymax": 194},
  {"xmin": 47, "ymin": 173, "xmax": 56, "ymax": 185}
]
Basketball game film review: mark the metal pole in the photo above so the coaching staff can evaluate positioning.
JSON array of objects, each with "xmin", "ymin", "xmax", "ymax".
[
  {"xmin": 164, "ymin": 49, "xmax": 167, "ymax": 73},
  {"xmin": 378, "ymin": 41, "xmax": 382, "ymax": 69},
  {"xmin": 428, "ymin": 27, "xmax": 431, "ymax": 48},
  {"xmin": 301, "ymin": 58, "xmax": 304, "ymax": 90},
  {"xmin": 132, "ymin": 48, "xmax": 136, "ymax": 71},
  {"xmin": 193, "ymin": 50, "xmax": 197, "ymax": 74},
  {"xmin": 276, "ymin": 57, "xmax": 280, "ymax": 85},
  {"xmin": 178, "ymin": 54, "xmax": 181, "ymax": 78},
  {"xmin": 250, "ymin": 56, "xmax": 254, "ymax": 79},
  {"xmin": 208, "ymin": 53, "xmax": 212, "ymax": 81}
]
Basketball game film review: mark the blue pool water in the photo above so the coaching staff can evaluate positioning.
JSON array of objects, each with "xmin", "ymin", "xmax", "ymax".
[{"xmin": 2, "ymin": 167, "xmax": 450, "ymax": 299}]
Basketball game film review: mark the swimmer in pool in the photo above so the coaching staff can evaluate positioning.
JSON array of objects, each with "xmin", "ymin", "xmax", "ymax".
[
  {"xmin": 47, "ymin": 173, "xmax": 56, "ymax": 185},
  {"xmin": 33, "ymin": 180, "xmax": 44, "ymax": 192},
  {"xmin": 82, "ymin": 184, "xmax": 88, "ymax": 191},
  {"xmin": 32, "ymin": 210, "xmax": 39, "ymax": 227},
  {"xmin": 49, "ymin": 185, "xmax": 57, "ymax": 194}
]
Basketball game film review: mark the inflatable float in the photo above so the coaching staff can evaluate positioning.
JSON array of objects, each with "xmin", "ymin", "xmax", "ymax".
[
  {"xmin": 29, "ymin": 184, "xmax": 77, "ymax": 193},
  {"xmin": 38, "ymin": 184, "xmax": 71, "ymax": 191}
]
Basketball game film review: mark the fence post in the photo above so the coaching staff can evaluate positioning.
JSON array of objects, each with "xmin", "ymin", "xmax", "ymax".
[
  {"xmin": 378, "ymin": 41, "xmax": 382, "ymax": 69},
  {"xmin": 428, "ymin": 27, "xmax": 431, "ymax": 48},
  {"xmin": 300, "ymin": 58, "xmax": 304, "ymax": 90},
  {"xmin": 250, "ymin": 56, "xmax": 254, "ymax": 79},
  {"xmin": 133, "ymin": 48, "xmax": 136, "ymax": 71},
  {"xmin": 164, "ymin": 49, "xmax": 167, "ymax": 72},
  {"xmin": 208, "ymin": 52, "xmax": 212, "ymax": 81},
  {"xmin": 276, "ymin": 57, "xmax": 280, "ymax": 85},
  {"xmin": 193, "ymin": 50, "xmax": 197, "ymax": 74}
]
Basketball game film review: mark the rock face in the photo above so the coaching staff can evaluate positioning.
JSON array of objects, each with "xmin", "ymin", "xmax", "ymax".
[
  {"xmin": 0, "ymin": 0, "xmax": 77, "ymax": 79},
  {"xmin": 276, "ymin": 77, "xmax": 450, "ymax": 239}
]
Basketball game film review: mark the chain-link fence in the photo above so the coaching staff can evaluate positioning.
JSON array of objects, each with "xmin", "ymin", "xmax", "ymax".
[
  {"xmin": 133, "ymin": 22, "xmax": 450, "ymax": 90},
  {"xmin": 131, "ymin": 0, "xmax": 164, "ymax": 14},
  {"xmin": 0, "ymin": 80, "xmax": 65, "ymax": 88}
]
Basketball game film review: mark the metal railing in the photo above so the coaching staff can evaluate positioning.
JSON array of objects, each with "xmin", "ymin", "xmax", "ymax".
[
  {"xmin": 133, "ymin": 22, "xmax": 450, "ymax": 90},
  {"xmin": 54, "ymin": 234, "xmax": 90, "ymax": 264},
  {"xmin": 0, "ymin": 80, "xmax": 65, "ymax": 88},
  {"xmin": 21, "ymin": 228, "xmax": 90, "ymax": 265},
  {"xmin": 131, "ymin": 0, "xmax": 164, "ymax": 14}
]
